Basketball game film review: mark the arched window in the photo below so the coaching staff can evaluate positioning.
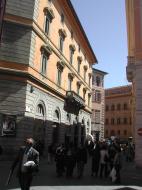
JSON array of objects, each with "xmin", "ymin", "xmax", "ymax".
[
  {"xmin": 54, "ymin": 110, "xmax": 59, "ymax": 120},
  {"xmin": 82, "ymin": 118, "xmax": 85, "ymax": 125},
  {"xmin": 53, "ymin": 108, "xmax": 61, "ymax": 123},
  {"xmin": 66, "ymin": 113, "xmax": 71, "ymax": 123},
  {"xmin": 86, "ymin": 120, "xmax": 90, "ymax": 133},
  {"xmin": 36, "ymin": 104, "xmax": 44, "ymax": 116}
]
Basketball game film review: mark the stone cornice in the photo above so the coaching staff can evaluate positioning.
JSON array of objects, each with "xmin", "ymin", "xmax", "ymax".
[{"xmin": 0, "ymin": 67, "xmax": 65, "ymax": 100}]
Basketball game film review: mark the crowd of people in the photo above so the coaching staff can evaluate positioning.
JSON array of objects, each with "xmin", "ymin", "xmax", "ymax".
[
  {"xmin": 46, "ymin": 139, "xmax": 135, "ymax": 184},
  {"xmin": 0, "ymin": 137, "xmax": 135, "ymax": 189}
]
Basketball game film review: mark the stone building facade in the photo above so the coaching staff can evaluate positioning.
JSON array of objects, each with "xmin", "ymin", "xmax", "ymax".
[
  {"xmin": 125, "ymin": 0, "xmax": 142, "ymax": 167},
  {"xmin": 0, "ymin": 0, "xmax": 97, "ymax": 158},
  {"xmin": 91, "ymin": 68, "xmax": 107, "ymax": 141},
  {"xmin": 105, "ymin": 85, "xmax": 133, "ymax": 141}
]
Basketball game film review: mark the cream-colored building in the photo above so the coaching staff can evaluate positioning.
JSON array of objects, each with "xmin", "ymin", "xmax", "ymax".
[
  {"xmin": 0, "ymin": 0, "xmax": 97, "ymax": 157},
  {"xmin": 91, "ymin": 68, "xmax": 107, "ymax": 141},
  {"xmin": 125, "ymin": 0, "xmax": 142, "ymax": 167}
]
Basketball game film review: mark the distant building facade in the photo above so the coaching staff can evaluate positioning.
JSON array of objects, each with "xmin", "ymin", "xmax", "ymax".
[
  {"xmin": 91, "ymin": 69, "xmax": 107, "ymax": 141},
  {"xmin": 0, "ymin": 0, "xmax": 97, "ymax": 158},
  {"xmin": 105, "ymin": 85, "xmax": 133, "ymax": 141}
]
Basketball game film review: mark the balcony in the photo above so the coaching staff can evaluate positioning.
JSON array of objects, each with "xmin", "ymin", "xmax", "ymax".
[{"xmin": 64, "ymin": 91, "xmax": 85, "ymax": 115}]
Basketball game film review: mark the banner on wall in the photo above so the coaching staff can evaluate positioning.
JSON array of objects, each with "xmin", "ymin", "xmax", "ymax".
[{"xmin": 0, "ymin": 114, "xmax": 16, "ymax": 136}]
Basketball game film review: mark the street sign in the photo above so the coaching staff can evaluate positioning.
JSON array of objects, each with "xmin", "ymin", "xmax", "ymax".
[{"xmin": 137, "ymin": 128, "xmax": 142, "ymax": 136}]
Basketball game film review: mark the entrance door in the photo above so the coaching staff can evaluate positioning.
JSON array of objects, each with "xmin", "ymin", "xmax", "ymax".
[
  {"xmin": 33, "ymin": 119, "xmax": 45, "ymax": 155},
  {"xmin": 33, "ymin": 103, "xmax": 46, "ymax": 155}
]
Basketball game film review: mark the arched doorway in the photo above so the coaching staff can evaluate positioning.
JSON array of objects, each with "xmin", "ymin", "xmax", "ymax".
[
  {"xmin": 52, "ymin": 108, "xmax": 60, "ymax": 144},
  {"xmin": 65, "ymin": 113, "xmax": 71, "ymax": 146},
  {"xmin": 74, "ymin": 116, "xmax": 79, "ymax": 147},
  {"xmin": 33, "ymin": 102, "xmax": 46, "ymax": 155},
  {"xmin": 81, "ymin": 118, "xmax": 85, "ymax": 145}
]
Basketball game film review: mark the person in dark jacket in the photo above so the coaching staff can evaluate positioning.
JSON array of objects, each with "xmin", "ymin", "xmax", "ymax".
[
  {"xmin": 55, "ymin": 144, "xmax": 65, "ymax": 177},
  {"xmin": 91, "ymin": 141, "xmax": 100, "ymax": 177},
  {"xmin": 76, "ymin": 143, "xmax": 87, "ymax": 178},
  {"xmin": 11, "ymin": 138, "xmax": 39, "ymax": 190},
  {"xmin": 65, "ymin": 143, "xmax": 76, "ymax": 178},
  {"xmin": 113, "ymin": 146, "xmax": 122, "ymax": 184}
]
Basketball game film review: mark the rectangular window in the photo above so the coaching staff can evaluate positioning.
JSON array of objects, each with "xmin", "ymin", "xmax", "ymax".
[
  {"xmin": 83, "ymin": 90, "xmax": 86, "ymax": 100},
  {"xmin": 68, "ymin": 78, "xmax": 72, "ymax": 91},
  {"xmin": 89, "ymin": 76, "xmax": 91, "ymax": 87},
  {"xmin": 77, "ymin": 60, "xmax": 81, "ymax": 74},
  {"xmin": 95, "ymin": 110, "xmax": 100, "ymax": 124},
  {"xmin": 84, "ymin": 70, "xmax": 86, "ymax": 81},
  {"xmin": 59, "ymin": 36, "xmax": 64, "ymax": 52},
  {"xmin": 105, "ymin": 118, "xmax": 109, "ymax": 125},
  {"xmin": 77, "ymin": 85, "xmax": 80, "ymax": 95},
  {"xmin": 92, "ymin": 90, "xmax": 95, "ymax": 102},
  {"xmin": 70, "ymin": 49, "xmax": 73, "ymax": 64},
  {"xmin": 41, "ymin": 54, "xmax": 47, "ymax": 75},
  {"xmin": 61, "ymin": 13, "xmax": 64, "ymax": 24},
  {"xmin": 45, "ymin": 16, "xmax": 50, "ymax": 35},
  {"xmin": 124, "ymin": 118, "xmax": 127, "ymax": 124},
  {"xmin": 88, "ymin": 94, "xmax": 91, "ymax": 107},
  {"xmin": 95, "ymin": 91, "xmax": 101, "ymax": 103},
  {"xmin": 117, "ymin": 118, "xmax": 121, "ymax": 125},
  {"xmin": 57, "ymin": 69, "xmax": 62, "ymax": 86},
  {"xmin": 111, "ymin": 118, "xmax": 115, "ymax": 125}
]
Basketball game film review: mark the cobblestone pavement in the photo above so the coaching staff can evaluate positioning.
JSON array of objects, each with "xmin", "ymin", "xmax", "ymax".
[{"xmin": 0, "ymin": 156, "xmax": 142, "ymax": 190}]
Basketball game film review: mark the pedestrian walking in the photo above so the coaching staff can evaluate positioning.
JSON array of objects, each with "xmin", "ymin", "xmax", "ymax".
[
  {"xmin": 47, "ymin": 143, "xmax": 54, "ymax": 164},
  {"xmin": 65, "ymin": 143, "xmax": 76, "ymax": 178},
  {"xmin": 113, "ymin": 146, "xmax": 122, "ymax": 184},
  {"xmin": 91, "ymin": 141, "xmax": 100, "ymax": 177},
  {"xmin": 99, "ymin": 143, "xmax": 109, "ymax": 178},
  {"xmin": 76, "ymin": 143, "xmax": 87, "ymax": 179},
  {"xmin": 9, "ymin": 138, "xmax": 39, "ymax": 190},
  {"xmin": 55, "ymin": 144, "xmax": 65, "ymax": 177}
]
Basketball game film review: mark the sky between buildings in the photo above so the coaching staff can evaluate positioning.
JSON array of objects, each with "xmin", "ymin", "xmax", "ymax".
[{"xmin": 71, "ymin": 0, "xmax": 130, "ymax": 89}]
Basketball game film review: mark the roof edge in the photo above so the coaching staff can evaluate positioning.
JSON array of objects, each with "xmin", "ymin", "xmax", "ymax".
[{"xmin": 67, "ymin": 0, "xmax": 98, "ymax": 63}]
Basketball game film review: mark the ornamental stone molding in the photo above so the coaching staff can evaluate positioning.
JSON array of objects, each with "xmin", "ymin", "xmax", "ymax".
[
  {"xmin": 84, "ymin": 65, "xmax": 88, "ymax": 70},
  {"xmin": 57, "ymin": 60, "xmax": 65, "ymax": 71},
  {"xmin": 58, "ymin": 29, "xmax": 67, "ymax": 38},
  {"xmin": 68, "ymin": 72, "xmax": 75, "ymax": 79},
  {"xmin": 44, "ymin": 7, "xmax": 55, "ymax": 21},
  {"xmin": 40, "ymin": 44, "xmax": 52, "ymax": 56},
  {"xmin": 77, "ymin": 56, "xmax": 83, "ymax": 62},
  {"xmin": 76, "ymin": 81, "xmax": 82, "ymax": 86},
  {"xmin": 69, "ymin": 44, "xmax": 76, "ymax": 51}
]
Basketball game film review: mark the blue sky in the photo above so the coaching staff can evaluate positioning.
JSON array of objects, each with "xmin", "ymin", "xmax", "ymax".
[{"xmin": 71, "ymin": 0, "xmax": 130, "ymax": 88}]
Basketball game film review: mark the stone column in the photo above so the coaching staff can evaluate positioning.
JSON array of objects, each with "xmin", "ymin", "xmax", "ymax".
[{"xmin": 134, "ymin": 61, "xmax": 142, "ymax": 167}]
